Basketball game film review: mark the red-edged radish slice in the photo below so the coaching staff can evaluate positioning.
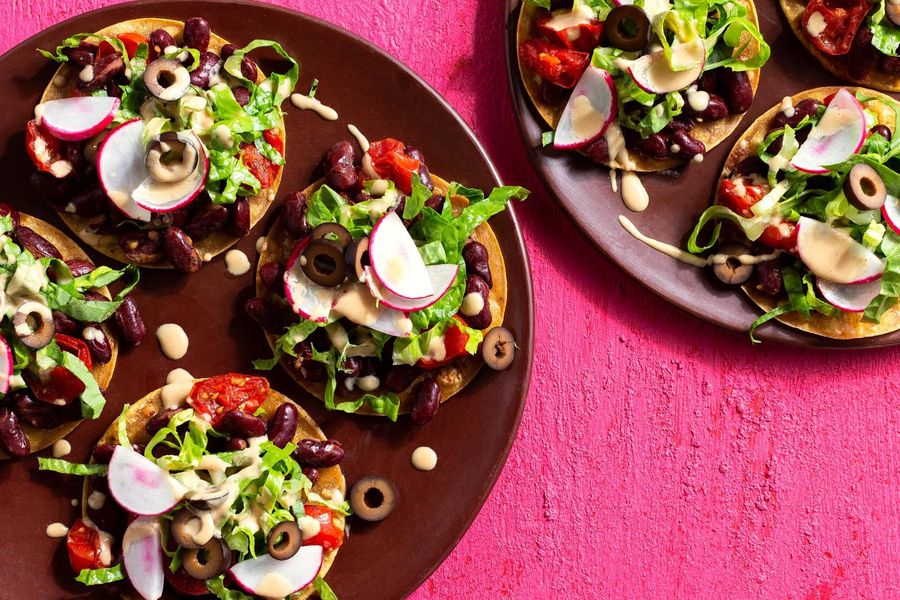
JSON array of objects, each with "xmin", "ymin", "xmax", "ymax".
[
  {"xmin": 544, "ymin": 1, "xmax": 596, "ymax": 30},
  {"xmin": 365, "ymin": 264, "xmax": 459, "ymax": 312},
  {"xmin": 133, "ymin": 131, "xmax": 209, "ymax": 213},
  {"xmin": 796, "ymin": 216, "xmax": 884, "ymax": 284},
  {"xmin": 791, "ymin": 89, "xmax": 866, "ymax": 174},
  {"xmin": 283, "ymin": 238, "xmax": 338, "ymax": 323},
  {"xmin": 97, "ymin": 119, "xmax": 152, "ymax": 222},
  {"xmin": 331, "ymin": 282, "xmax": 413, "ymax": 337},
  {"xmin": 0, "ymin": 338, "xmax": 11, "ymax": 395},
  {"xmin": 369, "ymin": 211, "xmax": 433, "ymax": 300},
  {"xmin": 628, "ymin": 38, "xmax": 705, "ymax": 94},
  {"xmin": 107, "ymin": 446, "xmax": 180, "ymax": 516},
  {"xmin": 881, "ymin": 194, "xmax": 900, "ymax": 235},
  {"xmin": 122, "ymin": 517, "xmax": 164, "ymax": 600},
  {"xmin": 229, "ymin": 544, "xmax": 324, "ymax": 598},
  {"xmin": 817, "ymin": 277, "xmax": 882, "ymax": 312},
  {"xmin": 39, "ymin": 96, "xmax": 120, "ymax": 142},
  {"xmin": 554, "ymin": 66, "xmax": 617, "ymax": 150}
]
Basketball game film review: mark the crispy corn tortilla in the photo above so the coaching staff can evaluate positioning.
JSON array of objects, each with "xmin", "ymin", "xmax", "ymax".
[
  {"xmin": 719, "ymin": 86, "xmax": 899, "ymax": 339},
  {"xmin": 41, "ymin": 18, "xmax": 286, "ymax": 268},
  {"xmin": 780, "ymin": 0, "xmax": 900, "ymax": 93},
  {"xmin": 516, "ymin": 0, "xmax": 762, "ymax": 172},
  {"xmin": 90, "ymin": 382, "xmax": 344, "ymax": 600},
  {"xmin": 257, "ymin": 175, "xmax": 508, "ymax": 415},
  {"xmin": 0, "ymin": 215, "xmax": 118, "ymax": 459}
]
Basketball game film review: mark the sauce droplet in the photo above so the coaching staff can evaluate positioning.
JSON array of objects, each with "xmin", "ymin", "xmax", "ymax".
[
  {"xmin": 46, "ymin": 522, "xmax": 69, "ymax": 538},
  {"xmin": 156, "ymin": 324, "xmax": 189, "ymax": 360},
  {"xmin": 411, "ymin": 446, "xmax": 438, "ymax": 471},
  {"xmin": 52, "ymin": 439, "xmax": 71, "ymax": 459},
  {"xmin": 290, "ymin": 93, "xmax": 339, "ymax": 121},
  {"xmin": 224, "ymin": 249, "xmax": 251, "ymax": 276},
  {"xmin": 166, "ymin": 368, "xmax": 194, "ymax": 385}
]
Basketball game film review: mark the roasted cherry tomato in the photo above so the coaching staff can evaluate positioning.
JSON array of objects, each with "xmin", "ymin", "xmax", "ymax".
[
  {"xmin": 56, "ymin": 333, "xmax": 93, "ymax": 371},
  {"xmin": 188, "ymin": 374, "xmax": 269, "ymax": 427},
  {"xmin": 25, "ymin": 120, "xmax": 71, "ymax": 178},
  {"xmin": 718, "ymin": 178, "xmax": 767, "ymax": 218},
  {"xmin": 419, "ymin": 317, "xmax": 470, "ymax": 369},
  {"xmin": 518, "ymin": 39, "xmax": 590, "ymax": 89},
  {"xmin": 66, "ymin": 519, "xmax": 107, "ymax": 573},
  {"xmin": 240, "ymin": 142, "xmax": 278, "ymax": 189},
  {"xmin": 116, "ymin": 32, "xmax": 148, "ymax": 59},
  {"xmin": 758, "ymin": 221, "xmax": 799, "ymax": 251},
  {"xmin": 26, "ymin": 367, "xmax": 86, "ymax": 405},
  {"xmin": 368, "ymin": 138, "xmax": 420, "ymax": 194},
  {"xmin": 263, "ymin": 128, "xmax": 285, "ymax": 156},
  {"xmin": 165, "ymin": 566, "xmax": 210, "ymax": 596},
  {"xmin": 302, "ymin": 504, "xmax": 344, "ymax": 551},
  {"xmin": 536, "ymin": 10, "xmax": 603, "ymax": 53},
  {"xmin": 801, "ymin": 0, "xmax": 870, "ymax": 56}
]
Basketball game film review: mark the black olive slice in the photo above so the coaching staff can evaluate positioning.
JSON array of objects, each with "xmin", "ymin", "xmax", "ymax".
[
  {"xmin": 182, "ymin": 538, "xmax": 231, "ymax": 580},
  {"xmin": 267, "ymin": 520, "xmax": 302, "ymax": 560},
  {"xmin": 844, "ymin": 163, "xmax": 887, "ymax": 210},
  {"xmin": 344, "ymin": 236, "xmax": 370, "ymax": 282},
  {"xmin": 12, "ymin": 301, "xmax": 55, "ymax": 350},
  {"xmin": 482, "ymin": 327, "xmax": 516, "ymax": 371},
  {"xmin": 604, "ymin": 5, "xmax": 651, "ymax": 52},
  {"xmin": 310, "ymin": 222, "xmax": 352, "ymax": 250},
  {"xmin": 711, "ymin": 242, "xmax": 753, "ymax": 286},
  {"xmin": 302, "ymin": 240, "xmax": 347, "ymax": 287},
  {"xmin": 142, "ymin": 58, "xmax": 191, "ymax": 101},
  {"xmin": 169, "ymin": 508, "xmax": 202, "ymax": 550},
  {"xmin": 349, "ymin": 475, "xmax": 397, "ymax": 522}
]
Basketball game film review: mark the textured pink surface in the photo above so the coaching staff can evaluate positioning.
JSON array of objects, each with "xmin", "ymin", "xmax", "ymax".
[{"xmin": 5, "ymin": 1, "xmax": 900, "ymax": 598}]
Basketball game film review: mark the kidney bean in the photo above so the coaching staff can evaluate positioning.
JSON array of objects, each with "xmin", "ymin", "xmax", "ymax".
[
  {"xmin": 114, "ymin": 296, "xmax": 147, "ymax": 346},
  {"xmin": 848, "ymin": 26, "xmax": 876, "ymax": 82},
  {"xmin": 871, "ymin": 125, "xmax": 893, "ymax": 141},
  {"xmin": 12, "ymin": 390, "xmax": 77, "ymax": 429},
  {"xmin": 15, "ymin": 225, "xmax": 62, "ymax": 259},
  {"xmin": 0, "ymin": 203, "xmax": 19, "ymax": 227},
  {"xmin": 149, "ymin": 29, "xmax": 176, "ymax": 57},
  {"xmin": 384, "ymin": 365, "xmax": 421, "ymax": 393},
  {"xmin": 63, "ymin": 259, "xmax": 94, "ymax": 278},
  {"xmin": 339, "ymin": 357, "xmax": 362, "ymax": 381},
  {"xmin": 229, "ymin": 198, "xmax": 251, "ymax": 237},
  {"xmin": 221, "ymin": 409, "xmax": 267, "ymax": 438},
  {"xmin": 266, "ymin": 404, "xmax": 298, "ymax": 448},
  {"xmin": 220, "ymin": 43, "xmax": 237, "ymax": 61},
  {"xmin": 63, "ymin": 42, "xmax": 97, "ymax": 67},
  {"xmin": 82, "ymin": 324, "xmax": 112, "ymax": 365},
  {"xmin": 410, "ymin": 378, "xmax": 440, "ymax": 425},
  {"xmin": 53, "ymin": 310, "xmax": 78, "ymax": 335},
  {"xmin": 185, "ymin": 204, "xmax": 228, "ymax": 240},
  {"xmin": 404, "ymin": 146, "xmax": 434, "ymax": 190},
  {"xmin": 698, "ymin": 69, "xmax": 719, "ymax": 93},
  {"xmin": 283, "ymin": 191, "xmax": 311, "ymax": 238},
  {"xmin": 259, "ymin": 262, "xmax": 284, "ymax": 289},
  {"xmin": 463, "ymin": 241, "xmax": 492, "ymax": 288},
  {"xmin": 625, "ymin": 131, "xmax": 668, "ymax": 160},
  {"xmin": 671, "ymin": 130, "xmax": 705, "ymax": 161},
  {"xmin": 460, "ymin": 275, "xmax": 492, "ymax": 330},
  {"xmin": 30, "ymin": 171, "xmax": 75, "ymax": 204},
  {"xmin": 245, "ymin": 297, "xmax": 298, "ymax": 333},
  {"xmin": 881, "ymin": 55, "xmax": 900, "ymax": 75},
  {"xmin": 773, "ymin": 98, "xmax": 821, "ymax": 128},
  {"xmin": 240, "ymin": 56, "xmax": 259, "ymax": 81},
  {"xmin": 92, "ymin": 443, "xmax": 115, "ymax": 464},
  {"xmin": 292, "ymin": 438, "xmax": 344, "ymax": 468},
  {"xmin": 719, "ymin": 70, "xmax": 753, "ymax": 114},
  {"xmin": 424, "ymin": 193, "xmax": 445, "ymax": 215},
  {"xmin": 292, "ymin": 342, "xmax": 326, "ymax": 382},
  {"xmin": 733, "ymin": 155, "xmax": 767, "ymax": 177},
  {"xmin": 80, "ymin": 53, "xmax": 125, "ymax": 91},
  {"xmin": 120, "ymin": 229, "xmax": 165, "ymax": 264},
  {"xmin": 183, "ymin": 17, "xmax": 211, "ymax": 52},
  {"xmin": 302, "ymin": 467, "xmax": 320, "ymax": 486},
  {"xmin": 225, "ymin": 437, "xmax": 248, "ymax": 451},
  {"xmin": 232, "ymin": 85, "xmax": 251, "ymax": 107},
  {"xmin": 164, "ymin": 226, "xmax": 202, "ymax": 273},
  {"xmin": 667, "ymin": 118, "xmax": 695, "ymax": 133},
  {"xmin": 688, "ymin": 94, "xmax": 729, "ymax": 121},
  {"xmin": 324, "ymin": 141, "xmax": 358, "ymax": 192},
  {"xmin": 106, "ymin": 80, "xmax": 123, "ymax": 99},
  {"xmin": 189, "ymin": 51, "xmax": 221, "ymax": 88},
  {"xmin": 145, "ymin": 408, "xmax": 185, "ymax": 435},
  {"xmin": 585, "ymin": 138, "xmax": 610, "ymax": 164},
  {"xmin": 753, "ymin": 259, "xmax": 783, "ymax": 297},
  {"xmin": 0, "ymin": 408, "xmax": 29, "ymax": 458},
  {"xmin": 65, "ymin": 184, "xmax": 107, "ymax": 216}
]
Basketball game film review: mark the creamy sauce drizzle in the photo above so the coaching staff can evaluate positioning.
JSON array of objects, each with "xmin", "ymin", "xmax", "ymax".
[
  {"xmin": 156, "ymin": 323, "xmax": 189, "ymax": 360},
  {"xmin": 52, "ymin": 439, "xmax": 71, "ymax": 458},
  {"xmin": 88, "ymin": 490, "xmax": 106, "ymax": 511},
  {"xmin": 348, "ymin": 124, "xmax": 378, "ymax": 179},
  {"xmin": 411, "ymin": 446, "xmax": 438, "ymax": 471},
  {"xmin": 255, "ymin": 236, "xmax": 268, "ymax": 253},
  {"xmin": 166, "ymin": 368, "xmax": 194, "ymax": 384},
  {"xmin": 256, "ymin": 572, "xmax": 294, "ymax": 599},
  {"xmin": 224, "ymin": 249, "xmax": 251, "ymax": 276},
  {"xmin": 290, "ymin": 93, "xmax": 339, "ymax": 121},
  {"xmin": 46, "ymin": 523, "xmax": 69, "ymax": 538},
  {"xmin": 605, "ymin": 123, "xmax": 649, "ymax": 212}
]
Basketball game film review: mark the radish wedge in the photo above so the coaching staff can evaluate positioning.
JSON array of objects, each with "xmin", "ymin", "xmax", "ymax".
[
  {"xmin": 796, "ymin": 216, "xmax": 884, "ymax": 285},
  {"xmin": 628, "ymin": 38, "xmax": 705, "ymax": 94},
  {"xmin": 817, "ymin": 277, "xmax": 882, "ymax": 313},
  {"xmin": 229, "ymin": 545, "xmax": 324, "ymax": 598},
  {"xmin": 365, "ymin": 264, "xmax": 458, "ymax": 312},
  {"xmin": 0, "ymin": 338, "xmax": 11, "ymax": 395},
  {"xmin": 332, "ymin": 282, "xmax": 413, "ymax": 337},
  {"xmin": 283, "ymin": 238, "xmax": 337, "ymax": 323},
  {"xmin": 122, "ymin": 517, "xmax": 164, "ymax": 600},
  {"xmin": 107, "ymin": 446, "xmax": 180, "ymax": 516},
  {"xmin": 881, "ymin": 194, "xmax": 900, "ymax": 235},
  {"xmin": 39, "ymin": 96, "xmax": 120, "ymax": 142},
  {"xmin": 97, "ymin": 119, "xmax": 152, "ymax": 222},
  {"xmin": 554, "ymin": 66, "xmax": 617, "ymax": 150},
  {"xmin": 791, "ymin": 89, "xmax": 866, "ymax": 174},
  {"xmin": 369, "ymin": 211, "xmax": 433, "ymax": 300},
  {"xmin": 133, "ymin": 131, "xmax": 209, "ymax": 213}
]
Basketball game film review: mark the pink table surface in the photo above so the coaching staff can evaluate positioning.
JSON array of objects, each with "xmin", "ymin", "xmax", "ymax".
[{"xmin": 5, "ymin": 1, "xmax": 900, "ymax": 598}]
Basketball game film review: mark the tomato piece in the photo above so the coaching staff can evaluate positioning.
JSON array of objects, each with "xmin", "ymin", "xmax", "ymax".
[
  {"xmin": 116, "ymin": 33, "xmax": 147, "ymax": 59},
  {"xmin": 367, "ymin": 138, "xmax": 420, "ymax": 194},
  {"xmin": 96, "ymin": 40, "xmax": 116, "ymax": 59},
  {"xmin": 56, "ymin": 333, "xmax": 93, "ymax": 371},
  {"xmin": 26, "ymin": 367, "xmax": 85, "ymax": 405},
  {"xmin": 25, "ymin": 120, "xmax": 72, "ymax": 178},
  {"xmin": 263, "ymin": 128, "xmax": 284, "ymax": 156},
  {"xmin": 66, "ymin": 519, "xmax": 106, "ymax": 573},
  {"xmin": 418, "ymin": 317, "xmax": 470, "ymax": 369},
  {"xmin": 165, "ymin": 566, "xmax": 209, "ymax": 596},
  {"xmin": 188, "ymin": 374, "xmax": 269, "ymax": 427},
  {"xmin": 518, "ymin": 39, "xmax": 590, "ymax": 89},
  {"xmin": 801, "ymin": 0, "xmax": 870, "ymax": 56},
  {"xmin": 536, "ymin": 11, "xmax": 603, "ymax": 53},
  {"xmin": 240, "ymin": 143, "xmax": 276, "ymax": 189},
  {"xmin": 302, "ymin": 505, "xmax": 344, "ymax": 551},
  {"xmin": 758, "ymin": 221, "xmax": 799, "ymax": 251},
  {"xmin": 718, "ymin": 178, "xmax": 767, "ymax": 218}
]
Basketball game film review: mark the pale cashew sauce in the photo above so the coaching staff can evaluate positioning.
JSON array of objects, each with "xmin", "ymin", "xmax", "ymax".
[{"xmin": 156, "ymin": 323, "xmax": 189, "ymax": 360}]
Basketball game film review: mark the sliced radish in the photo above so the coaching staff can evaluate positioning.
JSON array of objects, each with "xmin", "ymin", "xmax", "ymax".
[
  {"xmin": 122, "ymin": 517, "xmax": 164, "ymax": 600},
  {"xmin": 791, "ymin": 89, "xmax": 866, "ymax": 174},
  {"xmin": 554, "ymin": 66, "xmax": 617, "ymax": 150},
  {"xmin": 881, "ymin": 194, "xmax": 900, "ymax": 235},
  {"xmin": 817, "ymin": 277, "xmax": 882, "ymax": 312},
  {"xmin": 107, "ymin": 446, "xmax": 180, "ymax": 516},
  {"xmin": 0, "ymin": 338, "xmax": 11, "ymax": 395},
  {"xmin": 544, "ymin": 1, "xmax": 595, "ymax": 30},
  {"xmin": 40, "ymin": 96, "xmax": 120, "ymax": 142},
  {"xmin": 332, "ymin": 282, "xmax": 413, "ymax": 337},
  {"xmin": 132, "ymin": 131, "xmax": 209, "ymax": 213},
  {"xmin": 628, "ymin": 38, "xmax": 705, "ymax": 94},
  {"xmin": 283, "ymin": 238, "xmax": 338, "ymax": 323},
  {"xmin": 369, "ymin": 211, "xmax": 433, "ymax": 300},
  {"xmin": 365, "ymin": 264, "xmax": 458, "ymax": 312},
  {"xmin": 97, "ymin": 119, "xmax": 152, "ymax": 222},
  {"xmin": 796, "ymin": 216, "xmax": 884, "ymax": 285},
  {"xmin": 229, "ymin": 545, "xmax": 323, "ymax": 598}
]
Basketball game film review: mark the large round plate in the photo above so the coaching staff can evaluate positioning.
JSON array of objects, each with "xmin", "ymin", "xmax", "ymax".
[
  {"xmin": 507, "ymin": 0, "xmax": 900, "ymax": 347},
  {"xmin": 0, "ymin": 1, "xmax": 534, "ymax": 598}
]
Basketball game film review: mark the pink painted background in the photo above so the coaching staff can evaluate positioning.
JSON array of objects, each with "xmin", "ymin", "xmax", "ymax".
[{"xmin": 5, "ymin": 1, "xmax": 900, "ymax": 598}]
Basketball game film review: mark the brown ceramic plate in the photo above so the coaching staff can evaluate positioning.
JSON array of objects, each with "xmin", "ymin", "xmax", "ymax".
[
  {"xmin": 0, "ymin": 1, "xmax": 533, "ymax": 598},
  {"xmin": 506, "ymin": 0, "xmax": 900, "ymax": 348}
]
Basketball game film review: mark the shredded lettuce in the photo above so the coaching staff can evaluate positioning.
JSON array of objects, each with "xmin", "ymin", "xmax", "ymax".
[
  {"xmin": 314, "ymin": 576, "xmax": 340, "ymax": 600},
  {"xmin": 37, "ymin": 458, "xmax": 107, "ymax": 476},
  {"xmin": 870, "ymin": 0, "xmax": 900, "ymax": 57},
  {"xmin": 75, "ymin": 564, "xmax": 125, "ymax": 585}
]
